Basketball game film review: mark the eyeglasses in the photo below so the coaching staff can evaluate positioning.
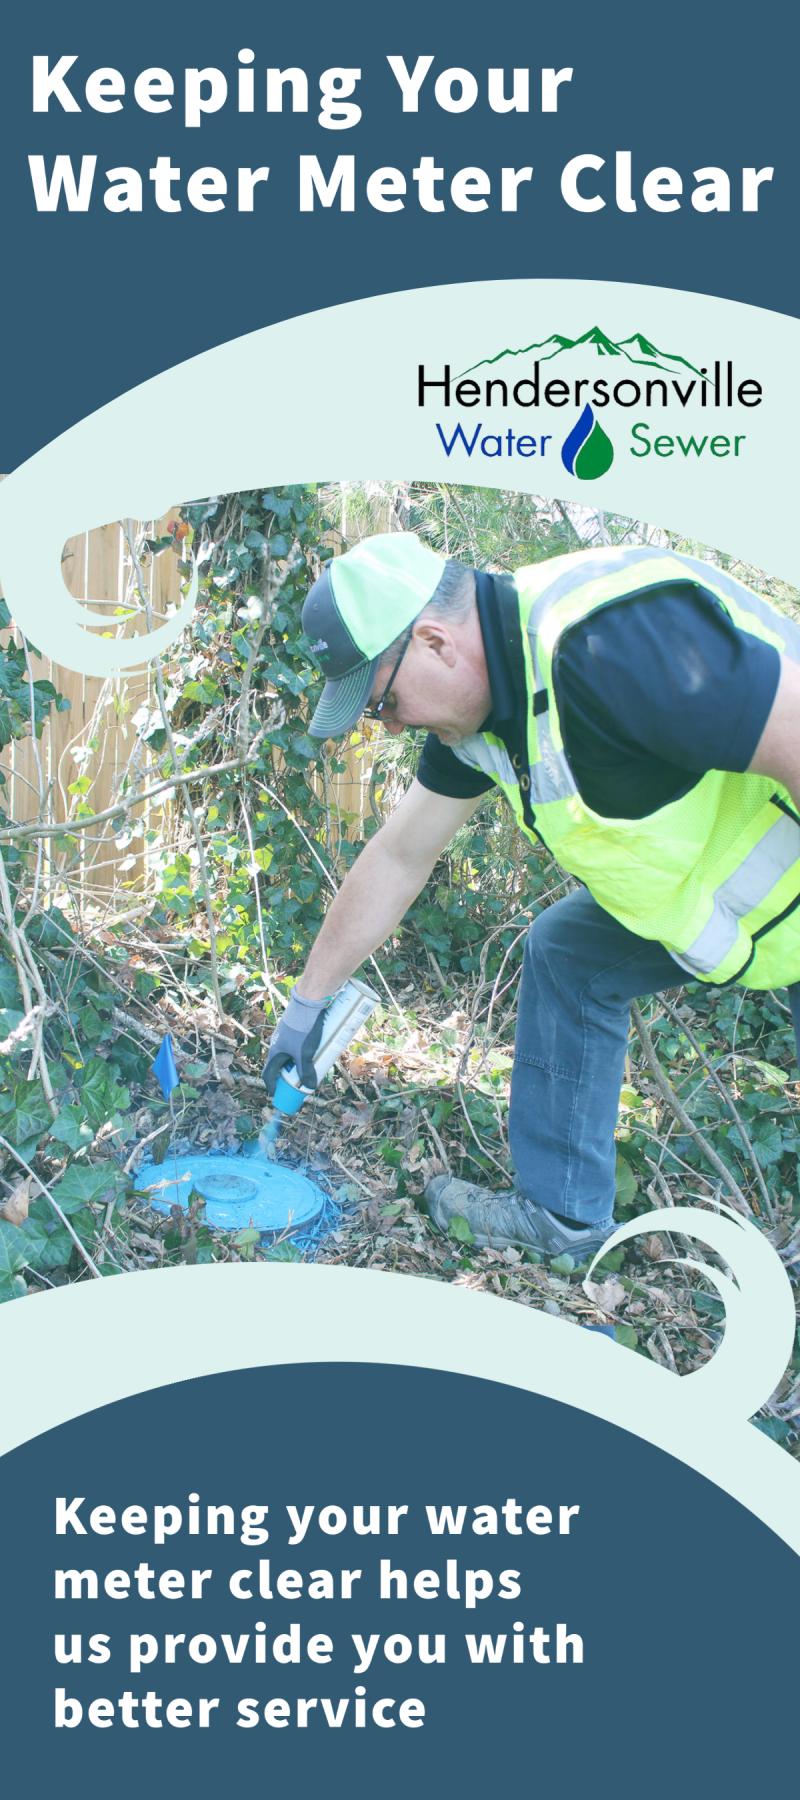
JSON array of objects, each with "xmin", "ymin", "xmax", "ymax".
[{"xmin": 363, "ymin": 626, "xmax": 414, "ymax": 722}]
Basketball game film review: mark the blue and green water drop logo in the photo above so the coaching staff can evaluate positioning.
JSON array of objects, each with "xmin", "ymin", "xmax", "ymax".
[{"xmin": 561, "ymin": 404, "xmax": 614, "ymax": 480}]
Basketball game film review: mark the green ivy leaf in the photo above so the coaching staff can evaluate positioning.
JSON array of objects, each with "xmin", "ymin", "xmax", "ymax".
[
  {"xmin": 0, "ymin": 1077, "xmax": 53, "ymax": 1149},
  {"xmin": 25, "ymin": 909, "xmax": 74, "ymax": 951},
  {"xmin": 614, "ymin": 1155, "xmax": 638, "ymax": 1212},
  {"xmin": 614, "ymin": 1324, "xmax": 639, "ymax": 1349},
  {"xmin": 448, "ymin": 1214, "xmax": 475, "ymax": 1245},
  {"xmin": 597, "ymin": 1247, "xmax": 626, "ymax": 1273},
  {"xmin": 75, "ymin": 1059, "xmax": 130, "ymax": 1128},
  {"xmin": 751, "ymin": 1060, "xmax": 789, "ymax": 1087},
  {"xmin": 49, "ymin": 1108, "xmax": 95, "ymax": 1152},
  {"xmin": 234, "ymin": 1225, "xmax": 261, "ymax": 1262},
  {"xmin": 730, "ymin": 1120, "xmax": 784, "ymax": 1167},
  {"xmin": 17, "ymin": 1199, "xmax": 74, "ymax": 1272},
  {"xmin": 51, "ymin": 1163, "xmax": 125, "ymax": 1213},
  {"xmin": 0, "ymin": 1272, "xmax": 28, "ymax": 1302},
  {"xmin": 0, "ymin": 1219, "xmax": 28, "ymax": 1279},
  {"xmin": 550, "ymin": 1252, "xmax": 576, "ymax": 1276},
  {"xmin": 263, "ymin": 1239, "xmax": 303, "ymax": 1262}
]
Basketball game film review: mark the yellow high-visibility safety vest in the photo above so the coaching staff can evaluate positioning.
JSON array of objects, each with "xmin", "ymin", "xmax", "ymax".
[{"xmin": 451, "ymin": 547, "xmax": 800, "ymax": 988}]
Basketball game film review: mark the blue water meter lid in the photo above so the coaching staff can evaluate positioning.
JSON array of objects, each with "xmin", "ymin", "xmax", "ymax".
[{"xmin": 136, "ymin": 1151, "xmax": 324, "ymax": 1233}]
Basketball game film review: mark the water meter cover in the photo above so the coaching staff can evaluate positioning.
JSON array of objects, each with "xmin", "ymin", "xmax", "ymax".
[{"xmin": 136, "ymin": 1150, "xmax": 325, "ymax": 1233}]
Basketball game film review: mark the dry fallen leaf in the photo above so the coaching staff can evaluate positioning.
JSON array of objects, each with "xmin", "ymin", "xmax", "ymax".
[
  {"xmin": 340, "ymin": 1105, "xmax": 372, "ymax": 1139},
  {"xmin": 640, "ymin": 1234, "xmax": 666, "ymax": 1261},
  {"xmin": 441, "ymin": 1011, "xmax": 469, "ymax": 1033},
  {"xmin": 584, "ymin": 1274, "xmax": 626, "ymax": 1313},
  {"xmin": 1, "ymin": 1175, "xmax": 33, "ymax": 1225}
]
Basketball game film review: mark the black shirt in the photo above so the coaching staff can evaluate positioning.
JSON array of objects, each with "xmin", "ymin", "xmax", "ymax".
[{"xmin": 416, "ymin": 574, "xmax": 781, "ymax": 820}]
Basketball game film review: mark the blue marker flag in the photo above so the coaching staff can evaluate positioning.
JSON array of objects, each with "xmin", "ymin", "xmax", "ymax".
[{"xmin": 152, "ymin": 1033, "xmax": 180, "ymax": 1099}]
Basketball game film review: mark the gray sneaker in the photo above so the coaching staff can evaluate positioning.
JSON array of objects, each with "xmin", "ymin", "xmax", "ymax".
[{"xmin": 425, "ymin": 1175, "xmax": 614, "ymax": 1259}]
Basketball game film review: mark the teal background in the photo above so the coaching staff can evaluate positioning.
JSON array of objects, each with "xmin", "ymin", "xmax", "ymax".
[
  {"xmin": 1, "ymin": 1361, "xmax": 796, "ymax": 1795},
  {"xmin": 1, "ymin": 0, "xmax": 797, "ymax": 465}
]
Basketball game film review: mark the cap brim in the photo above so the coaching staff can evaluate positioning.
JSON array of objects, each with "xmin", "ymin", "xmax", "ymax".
[{"xmin": 307, "ymin": 657, "xmax": 380, "ymax": 739}]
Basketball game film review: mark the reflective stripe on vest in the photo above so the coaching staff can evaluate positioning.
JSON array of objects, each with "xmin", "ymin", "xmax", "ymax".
[
  {"xmin": 671, "ymin": 809, "xmax": 800, "ymax": 978},
  {"xmin": 450, "ymin": 732, "xmax": 518, "ymax": 787},
  {"xmin": 527, "ymin": 620, "xmax": 577, "ymax": 803}
]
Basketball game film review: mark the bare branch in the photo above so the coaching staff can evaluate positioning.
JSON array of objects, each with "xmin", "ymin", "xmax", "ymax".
[{"xmin": 631, "ymin": 1001, "xmax": 753, "ymax": 1217}]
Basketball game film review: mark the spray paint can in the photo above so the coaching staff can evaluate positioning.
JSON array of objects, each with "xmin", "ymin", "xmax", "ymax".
[{"xmin": 271, "ymin": 977, "xmax": 380, "ymax": 1116}]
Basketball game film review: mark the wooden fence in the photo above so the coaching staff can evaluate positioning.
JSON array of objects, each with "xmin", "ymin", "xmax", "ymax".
[{"xmin": 1, "ymin": 512, "xmax": 377, "ymax": 908}]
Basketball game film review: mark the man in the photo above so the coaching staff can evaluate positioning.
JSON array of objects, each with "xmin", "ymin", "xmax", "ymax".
[{"xmin": 263, "ymin": 532, "xmax": 800, "ymax": 1258}]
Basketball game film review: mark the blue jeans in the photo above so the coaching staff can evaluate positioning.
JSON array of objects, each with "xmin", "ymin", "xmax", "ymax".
[{"xmin": 508, "ymin": 889, "xmax": 800, "ymax": 1228}]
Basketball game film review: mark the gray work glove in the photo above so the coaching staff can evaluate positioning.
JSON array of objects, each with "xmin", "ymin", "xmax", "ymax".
[{"xmin": 262, "ymin": 990, "xmax": 330, "ymax": 1095}]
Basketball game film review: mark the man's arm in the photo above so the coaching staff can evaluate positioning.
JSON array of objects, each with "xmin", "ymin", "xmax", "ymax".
[
  {"xmin": 747, "ymin": 655, "xmax": 800, "ymax": 810},
  {"xmin": 297, "ymin": 779, "xmax": 485, "ymax": 1000}
]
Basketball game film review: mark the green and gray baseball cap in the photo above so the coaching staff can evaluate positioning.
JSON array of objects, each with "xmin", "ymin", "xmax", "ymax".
[{"xmin": 303, "ymin": 533, "xmax": 447, "ymax": 738}]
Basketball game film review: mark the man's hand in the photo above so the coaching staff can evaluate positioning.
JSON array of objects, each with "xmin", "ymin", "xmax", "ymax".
[
  {"xmin": 264, "ymin": 783, "xmax": 483, "ymax": 1094},
  {"xmin": 263, "ymin": 991, "xmax": 330, "ymax": 1095},
  {"xmin": 748, "ymin": 655, "xmax": 800, "ymax": 812}
]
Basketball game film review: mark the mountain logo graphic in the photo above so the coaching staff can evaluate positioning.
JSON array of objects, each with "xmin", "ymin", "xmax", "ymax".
[
  {"xmin": 561, "ymin": 405, "xmax": 614, "ymax": 480},
  {"xmin": 460, "ymin": 325, "xmax": 708, "ymax": 382}
]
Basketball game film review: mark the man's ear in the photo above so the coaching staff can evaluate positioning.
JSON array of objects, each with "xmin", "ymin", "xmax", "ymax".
[{"xmin": 414, "ymin": 619, "xmax": 457, "ymax": 666}]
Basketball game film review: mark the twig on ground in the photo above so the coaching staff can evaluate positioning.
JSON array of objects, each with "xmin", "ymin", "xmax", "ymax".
[
  {"xmin": 330, "ymin": 1153, "xmax": 373, "ymax": 1194},
  {"xmin": 659, "ymin": 995, "xmax": 775, "ymax": 1218},
  {"xmin": 422, "ymin": 1109, "xmax": 451, "ymax": 1171},
  {"xmin": 631, "ymin": 1002, "xmax": 756, "ymax": 1218},
  {"xmin": 454, "ymin": 1079, "xmax": 509, "ymax": 1181}
]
